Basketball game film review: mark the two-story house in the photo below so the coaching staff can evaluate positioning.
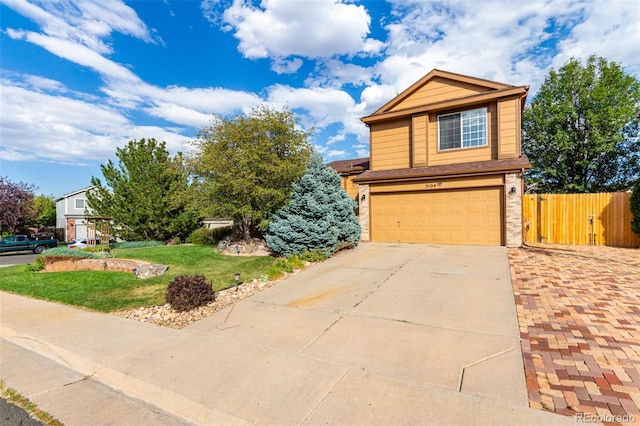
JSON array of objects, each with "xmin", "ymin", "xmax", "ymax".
[
  {"xmin": 55, "ymin": 186, "xmax": 95, "ymax": 242},
  {"xmin": 353, "ymin": 69, "xmax": 531, "ymax": 247}
]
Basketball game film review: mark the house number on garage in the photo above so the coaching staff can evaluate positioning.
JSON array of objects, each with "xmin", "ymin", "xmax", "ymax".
[{"xmin": 425, "ymin": 182, "xmax": 443, "ymax": 189}]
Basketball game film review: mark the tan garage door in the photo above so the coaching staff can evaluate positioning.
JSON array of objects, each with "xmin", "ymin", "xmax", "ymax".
[{"xmin": 371, "ymin": 187, "xmax": 503, "ymax": 245}]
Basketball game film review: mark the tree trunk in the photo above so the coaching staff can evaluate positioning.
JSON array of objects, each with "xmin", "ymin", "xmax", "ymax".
[{"xmin": 242, "ymin": 217, "xmax": 251, "ymax": 242}]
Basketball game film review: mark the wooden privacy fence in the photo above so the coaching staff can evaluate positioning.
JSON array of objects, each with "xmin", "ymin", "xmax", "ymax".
[{"xmin": 523, "ymin": 192, "xmax": 640, "ymax": 248}]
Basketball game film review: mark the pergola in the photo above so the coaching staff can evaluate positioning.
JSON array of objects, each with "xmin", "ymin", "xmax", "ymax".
[{"xmin": 85, "ymin": 216, "xmax": 111, "ymax": 247}]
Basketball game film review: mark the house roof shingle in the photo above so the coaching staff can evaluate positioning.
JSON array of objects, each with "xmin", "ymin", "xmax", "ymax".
[
  {"xmin": 353, "ymin": 156, "xmax": 531, "ymax": 183},
  {"xmin": 327, "ymin": 157, "xmax": 370, "ymax": 174}
]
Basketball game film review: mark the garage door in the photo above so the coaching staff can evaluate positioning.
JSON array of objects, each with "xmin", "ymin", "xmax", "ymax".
[
  {"xmin": 75, "ymin": 223, "xmax": 87, "ymax": 239},
  {"xmin": 370, "ymin": 187, "xmax": 503, "ymax": 245}
]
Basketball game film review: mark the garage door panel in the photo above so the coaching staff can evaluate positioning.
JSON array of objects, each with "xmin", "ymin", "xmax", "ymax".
[{"xmin": 371, "ymin": 187, "xmax": 503, "ymax": 245}]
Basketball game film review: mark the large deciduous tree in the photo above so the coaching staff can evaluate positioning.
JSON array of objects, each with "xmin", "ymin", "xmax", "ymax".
[
  {"xmin": 265, "ymin": 152, "xmax": 360, "ymax": 256},
  {"xmin": 0, "ymin": 176, "xmax": 36, "ymax": 234},
  {"xmin": 87, "ymin": 138, "xmax": 198, "ymax": 241},
  {"xmin": 189, "ymin": 106, "xmax": 313, "ymax": 240},
  {"xmin": 522, "ymin": 55, "xmax": 640, "ymax": 193},
  {"xmin": 29, "ymin": 195, "xmax": 56, "ymax": 228}
]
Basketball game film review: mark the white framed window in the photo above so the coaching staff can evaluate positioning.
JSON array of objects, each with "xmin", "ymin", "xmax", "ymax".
[
  {"xmin": 438, "ymin": 107, "xmax": 487, "ymax": 150},
  {"xmin": 75, "ymin": 198, "xmax": 86, "ymax": 209}
]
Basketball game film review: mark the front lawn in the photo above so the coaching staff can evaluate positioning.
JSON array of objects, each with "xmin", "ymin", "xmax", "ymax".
[{"xmin": 0, "ymin": 245, "xmax": 279, "ymax": 312}]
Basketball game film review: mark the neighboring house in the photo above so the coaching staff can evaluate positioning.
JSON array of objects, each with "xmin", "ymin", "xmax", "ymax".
[
  {"xmin": 327, "ymin": 158, "xmax": 370, "ymax": 200},
  {"xmin": 55, "ymin": 186, "xmax": 95, "ymax": 242},
  {"xmin": 353, "ymin": 69, "xmax": 531, "ymax": 247}
]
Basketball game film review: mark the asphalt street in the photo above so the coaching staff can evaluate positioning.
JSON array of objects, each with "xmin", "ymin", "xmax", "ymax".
[
  {"xmin": 0, "ymin": 252, "xmax": 38, "ymax": 267},
  {"xmin": 0, "ymin": 397, "xmax": 44, "ymax": 426}
]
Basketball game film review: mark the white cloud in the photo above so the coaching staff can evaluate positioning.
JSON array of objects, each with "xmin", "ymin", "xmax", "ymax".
[
  {"xmin": 267, "ymin": 84, "xmax": 357, "ymax": 128},
  {"xmin": 326, "ymin": 149, "xmax": 348, "ymax": 158},
  {"xmin": 221, "ymin": 0, "xmax": 382, "ymax": 59},
  {"xmin": 553, "ymin": 0, "xmax": 640, "ymax": 73},
  {"xmin": 373, "ymin": 0, "xmax": 639, "ymax": 104},
  {"xmin": 7, "ymin": 29, "xmax": 140, "ymax": 82},
  {"xmin": 271, "ymin": 57, "xmax": 303, "ymax": 74},
  {"xmin": 2, "ymin": 0, "xmax": 160, "ymax": 54},
  {"xmin": 0, "ymin": 82, "xmax": 191, "ymax": 163},
  {"xmin": 307, "ymin": 60, "xmax": 376, "ymax": 89}
]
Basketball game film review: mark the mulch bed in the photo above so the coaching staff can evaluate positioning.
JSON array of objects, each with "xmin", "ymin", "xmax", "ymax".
[{"xmin": 508, "ymin": 244, "xmax": 640, "ymax": 425}]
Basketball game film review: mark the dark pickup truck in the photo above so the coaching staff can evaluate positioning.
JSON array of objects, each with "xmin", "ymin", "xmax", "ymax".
[{"xmin": 0, "ymin": 234, "xmax": 58, "ymax": 254}]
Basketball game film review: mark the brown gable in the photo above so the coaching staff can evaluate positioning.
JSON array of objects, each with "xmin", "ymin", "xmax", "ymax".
[
  {"xmin": 353, "ymin": 156, "xmax": 531, "ymax": 183},
  {"xmin": 326, "ymin": 157, "xmax": 370, "ymax": 174}
]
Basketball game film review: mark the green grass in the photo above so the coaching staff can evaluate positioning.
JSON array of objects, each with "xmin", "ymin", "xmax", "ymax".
[{"xmin": 0, "ymin": 245, "xmax": 279, "ymax": 312}]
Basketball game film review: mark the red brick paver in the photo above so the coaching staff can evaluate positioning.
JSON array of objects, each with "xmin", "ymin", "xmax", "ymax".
[{"xmin": 509, "ymin": 245, "xmax": 640, "ymax": 425}]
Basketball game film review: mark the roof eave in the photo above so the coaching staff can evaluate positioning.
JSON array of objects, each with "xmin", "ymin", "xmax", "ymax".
[{"xmin": 353, "ymin": 160, "xmax": 531, "ymax": 184}]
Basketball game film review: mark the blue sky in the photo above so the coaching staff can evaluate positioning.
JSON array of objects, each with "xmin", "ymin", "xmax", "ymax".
[{"xmin": 1, "ymin": 0, "xmax": 639, "ymax": 198}]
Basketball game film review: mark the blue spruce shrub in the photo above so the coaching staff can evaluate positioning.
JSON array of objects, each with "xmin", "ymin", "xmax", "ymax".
[{"xmin": 265, "ymin": 152, "xmax": 361, "ymax": 256}]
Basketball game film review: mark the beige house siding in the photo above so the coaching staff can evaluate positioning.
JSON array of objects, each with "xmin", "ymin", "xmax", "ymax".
[
  {"xmin": 370, "ymin": 118, "xmax": 411, "ymax": 170},
  {"xmin": 389, "ymin": 77, "xmax": 493, "ymax": 112},
  {"xmin": 498, "ymin": 97, "xmax": 520, "ymax": 159},
  {"xmin": 411, "ymin": 113, "xmax": 428, "ymax": 167},
  {"xmin": 340, "ymin": 175, "xmax": 360, "ymax": 200}
]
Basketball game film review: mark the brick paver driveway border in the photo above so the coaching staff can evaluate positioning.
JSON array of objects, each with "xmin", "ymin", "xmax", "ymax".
[{"xmin": 509, "ymin": 244, "xmax": 640, "ymax": 425}]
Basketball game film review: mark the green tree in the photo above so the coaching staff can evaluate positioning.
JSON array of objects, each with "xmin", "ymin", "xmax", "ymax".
[
  {"xmin": 87, "ymin": 138, "xmax": 199, "ymax": 241},
  {"xmin": 631, "ymin": 178, "xmax": 640, "ymax": 238},
  {"xmin": 522, "ymin": 55, "xmax": 640, "ymax": 193},
  {"xmin": 189, "ymin": 105, "xmax": 313, "ymax": 240},
  {"xmin": 30, "ymin": 195, "xmax": 56, "ymax": 228},
  {"xmin": 265, "ymin": 152, "xmax": 360, "ymax": 257}
]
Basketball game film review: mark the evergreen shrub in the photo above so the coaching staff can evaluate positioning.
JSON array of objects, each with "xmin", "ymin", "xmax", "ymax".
[
  {"xmin": 265, "ymin": 153, "xmax": 360, "ymax": 257},
  {"xmin": 165, "ymin": 274, "xmax": 216, "ymax": 312},
  {"xmin": 631, "ymin": 178, "xmax": 640, "ymax": 238},
  {"xmin": 189, "ymin": 227, "xmax": 232, "ymax": 245}
]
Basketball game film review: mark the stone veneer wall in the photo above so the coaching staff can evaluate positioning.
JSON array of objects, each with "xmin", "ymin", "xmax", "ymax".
[
  {"xmin": 505, "ymin": 172, "xmax": 523, "ymax": 247},
  {"xmin": 358, "ymin": 184, "xmax": 370, "ymax": 241}
]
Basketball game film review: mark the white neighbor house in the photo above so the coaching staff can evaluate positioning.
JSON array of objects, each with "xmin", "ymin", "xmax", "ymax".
[{"xmin": 55, "ymin": 186, "xmax": 95, "ymax": 242}]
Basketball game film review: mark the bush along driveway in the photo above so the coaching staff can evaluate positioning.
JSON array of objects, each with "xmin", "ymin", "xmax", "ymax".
[{"xmin": 509, "ymin": 245, "xmax": 640, "ymax": 424}]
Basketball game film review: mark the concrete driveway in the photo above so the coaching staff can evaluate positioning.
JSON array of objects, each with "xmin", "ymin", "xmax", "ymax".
[{"xmin": 0, "ymin": 242, "xmax": 575, "ymax": 425}]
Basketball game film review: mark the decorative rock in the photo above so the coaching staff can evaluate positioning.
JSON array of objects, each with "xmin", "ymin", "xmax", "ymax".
[
  {"xmin": 112, "ymin": 269, "xmax": 307, "ymax": 329},
  {"xmin": 135, "ymin": 264, "xmax": 169, "ymax": 279}
]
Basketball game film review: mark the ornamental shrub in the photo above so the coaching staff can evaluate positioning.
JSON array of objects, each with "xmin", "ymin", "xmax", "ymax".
[
  {"xmin": 265, "ymin": 152, "xmax": 360, "ymax": 257},
  {"xmin": 165, "ymin": 274, "xmax": 216, "ymax": 312},
  {"xmin": 42, "ymin": 247, "xmax": 101, "ymax": 259},
  {"xmin": 631, "ymin": 178, "xmax": 640, "ymax": 238},
  {"xmin": 111, "ymin": 241, "xmax": 164, "ymax": 249},
  {"xmin": 189, "ymin": 227, "xmax": 232, "ymax": 245},
  {"xmin": 24, "ymin": 255, "xmax": 45, "ymax": 272}
]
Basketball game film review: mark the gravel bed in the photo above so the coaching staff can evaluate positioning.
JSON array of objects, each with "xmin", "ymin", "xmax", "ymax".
[{"xmin": 111, "ymin": 270, "xmax": 302, "ymax": 329}]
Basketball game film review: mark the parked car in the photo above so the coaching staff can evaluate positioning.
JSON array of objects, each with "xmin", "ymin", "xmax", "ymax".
[
  {"xmin": 0, "ymin": 234, "xmax": 58, "ymax": 254},
  {"xmin": 68, "ymin": 238, "xmax": 101, "ymax": 249}
]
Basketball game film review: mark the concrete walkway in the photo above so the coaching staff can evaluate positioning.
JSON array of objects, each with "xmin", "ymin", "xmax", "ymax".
[{"xmin": 0, "ymin": 243, "xmax": 576, "ymax": 425}]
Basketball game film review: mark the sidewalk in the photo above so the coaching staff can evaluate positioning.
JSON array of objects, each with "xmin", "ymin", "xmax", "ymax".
[{"xmin": 1, "ymin": 243, "xmax": 578, "ymax": 425}]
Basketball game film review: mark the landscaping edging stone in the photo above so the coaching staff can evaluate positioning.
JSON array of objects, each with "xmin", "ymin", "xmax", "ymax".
[{"xmin": 44, "ymin": 259, "xmax": 168, "ymax": 279}]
